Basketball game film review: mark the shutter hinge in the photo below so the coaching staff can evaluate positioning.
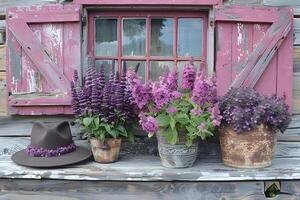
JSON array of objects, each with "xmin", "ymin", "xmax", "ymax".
[{"xmin": 81, "ymin": 15, "xmax": 87, "ymax": 26}]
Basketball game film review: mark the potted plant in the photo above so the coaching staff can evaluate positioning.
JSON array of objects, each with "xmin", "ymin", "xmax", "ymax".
[
  {"xmin": 70, "ymin": 62, "xmax": 135, "ymax": 163},
  {"xmin": 127, "ymin": 64, "xmax": 222, "ymax": 168},
  {"xmin": 219, "ymin": 88, "xmax": 291, "ymax": 168}
]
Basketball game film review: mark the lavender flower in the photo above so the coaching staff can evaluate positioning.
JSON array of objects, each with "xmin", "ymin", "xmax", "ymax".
[
  {"xmin": 127, "ymin": 69, "xmax": 152, "ymax": 110},
  {"xmin": 219, "ymin": 88, "xmax": 291, "ymax": 133},
  {"xmin": 139, "ymin": 114, "xmax": 159, "ymax": 133},
  {"xmin": 166, "ymin": 69, "xmax": 178, "ymax": 91},
  {"xmin": 167, "ymin": 107, "xmax": 177, "ymax": 114},
  {"xmin": 26, "ymin": 143, "xmax": 76, "ymax": 157},
  {"xmin": 182, "ymin": 64, "xmax": 196, "ymax": 90},
  {"xmin": 191, "ymin": 72, "xmax": 217, "ymax": 107},
  {"xmin": 152, "ymin": 82, "xmax": 171, "ymax": 110}
]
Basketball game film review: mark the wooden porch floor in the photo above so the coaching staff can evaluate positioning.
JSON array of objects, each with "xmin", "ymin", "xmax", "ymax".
[{"xmin": 1, "ymin": 115, "xmax": 300, "ymax": 199}]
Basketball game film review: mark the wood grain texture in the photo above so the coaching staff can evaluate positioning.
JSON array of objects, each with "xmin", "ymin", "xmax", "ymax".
[
  {"xmin": 1, "ymin": 138, "xmax": 300, "ymax": 181},
  {"xmin": 0, "ymin": 179, "xmax": 267, "ymax": 200},
  {"xmin": 74, "ymin": 0, "xmax": 221, "ymax": 5},
  {"xmin": 0, "ymin": 0, "xmax": 71, "ymax": 14},
  {"xmin": 6, "ymin": 4, "xmax": 81, "ymax": 115},
  {"xmin": 294, "ymin": 47, "xmax": 300, "ymax": 114},
  {"xmin": 224, "ymin": 0, "xmax": 263, "ymax": 6},
  {"xmin": 0, "ymin": 116, "xmax": 80, "ymax": 137}
]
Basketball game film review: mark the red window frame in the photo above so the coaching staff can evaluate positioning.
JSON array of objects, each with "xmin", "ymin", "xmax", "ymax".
[{"xmin": 88, "ymin": 11, "xmax": 208, "ymax": 80}]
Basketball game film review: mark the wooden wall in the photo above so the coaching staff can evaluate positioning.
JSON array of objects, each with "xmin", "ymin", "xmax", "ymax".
[{"xmin": 0, "ymin": 0, "xmax": 300, "ymax": 115}]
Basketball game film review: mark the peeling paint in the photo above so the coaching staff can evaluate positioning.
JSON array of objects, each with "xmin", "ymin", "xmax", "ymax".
[{"xmin": 27, "ymin": 69, "xmax": 37, "ymax": 92}]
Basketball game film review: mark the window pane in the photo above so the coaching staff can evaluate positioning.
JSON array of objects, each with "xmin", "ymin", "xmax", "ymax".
[
  {"xmin": 178, "ymin": 18, "xmax": 203, "ymax": 57},
  {"xmin": 95, "ymin": 19, "xmax": 118, "ymax": 56},
  {"xmin": 95, "ymin": 60, "xmax": 119, "ymax": 80},
  {"xmin": 150, "ymin": 61, "xmax": 174, "ymax": 81},
  {"xmin": 151, "ymin": 18, "xmax": 174, "ymax": 56},
  {"xmin": 123, "ymin": 60, "xmax": 146, "ymax": 82},
  {"xmin": 122, "ymin": 19, "xmax": 146, "ymax": 56}
]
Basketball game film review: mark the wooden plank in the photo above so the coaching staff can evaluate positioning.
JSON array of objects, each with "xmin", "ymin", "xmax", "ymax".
[
  {"xmin": 74, "ymin": 0, "xmax": 221, "ymax": 5},
  {"xmin": 0, "ymin": 179, "xmax": 266, "ymax": 200},
  {"xmin": 231, "ymin": 8, "xmax": 292, "ymax": 89},
  {"xmin": 0, "ymin": 45, "xmax": 5, "ymax": 71},
  {"xmin": 7, "ymin": 20, "xmax": 69, "ymax": 93},
  {"xmin": 215, "ymin": 22, "xmax": 232, "ymax": 96},
  {"xmin": 276, "ymin": 17, "xmax": 294, "ymax": 112},
  {"xmin": 263, "ymin": 0, "xmax": 300, "ymax": 15},
  {"xmin": 0, "ymin": 138, "xmax": 300, "ymax": 181},
  {"xmin": 294, "ymin": 19, "xmax": 300, "ymax": 45},
  {"xmin": 224, "ymin": 0, "xmax": 263, "ymax": 6},
  {"xmin": 292, "ymin": 46, "xmax": 300, "ymax": 114},
  {"xmin": 215, "ymin": 5, "xmax": 280, "ymax": 23},
  {"xmin": 281, "ymin": 181, "xmax": 300, "ymax": 196},
  {"xmin": 0, "ymin": 116, "xmax": 80, "ymax": 137},
  {"xmin": 0, "ymin": 79, "xmax": 7, "ymax": 116},
  {"xmin": 2, "ymin": 153, "xmax": 300, "ymax": 181},
  {"xmin": 0, "ymin": 1, "xmax": 73, "ymax": 14}
]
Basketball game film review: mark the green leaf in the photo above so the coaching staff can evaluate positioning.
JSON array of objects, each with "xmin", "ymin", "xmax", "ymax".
[
  {"xmin": 93, "ymin": 117, "xmax": 100, "ymax": 127},
  {"xmin": 156, "ymin": 114, "xmax": 170, "ymax": 127},
  {"xmin": 116, "ymin": 125, "xmax": 127, "ymax": 137},
  {"xmin": 108, "ymin": 129, "xmax": 118, "ymax": 138},
  {"xmin": 166, "ymin": 127, "xmax": 178, "ymax": 145},
  {"xmin": 169, "ymin": 115, "xmax": 176, "ymax": 130},
  {"xmin": 186, "ymin": 125, "xmax": 197, "ymax": 134},
  {"xmin": 174, "ymin": 113, "xmax": 189, "ymax": 125},
  {"xmin": 83, "ymin": 117, "xmax": 93, "ymax": 127}
]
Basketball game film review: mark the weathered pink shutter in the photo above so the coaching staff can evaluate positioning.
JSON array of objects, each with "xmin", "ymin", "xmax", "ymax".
[
  {"xmin": 215, "ymin": 6, "xmax": 293, "ymax": 110},
  {"xmin": 6, "ymin": 4, "xmax": 81, "ymax": 115}
]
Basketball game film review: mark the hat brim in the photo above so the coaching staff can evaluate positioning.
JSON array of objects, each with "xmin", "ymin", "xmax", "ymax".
[{"xmin": 11, "ymin": 146, "xmax": 92, "ymax": 168}]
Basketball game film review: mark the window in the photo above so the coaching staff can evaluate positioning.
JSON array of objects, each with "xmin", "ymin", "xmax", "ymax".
[{"xmin": 88, "ymin": 11, "xmax": 207, "ymax": 81}]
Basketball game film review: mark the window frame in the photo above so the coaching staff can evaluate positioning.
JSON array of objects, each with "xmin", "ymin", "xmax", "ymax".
[{"xmin": 88, "ymin": 11, "xmax": 208, "ymax": 80}]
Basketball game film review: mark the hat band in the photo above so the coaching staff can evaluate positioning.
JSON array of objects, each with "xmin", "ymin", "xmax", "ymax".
[{"xmin": 26, "ymin": 142, "xmax": 76, "ymax": 157}]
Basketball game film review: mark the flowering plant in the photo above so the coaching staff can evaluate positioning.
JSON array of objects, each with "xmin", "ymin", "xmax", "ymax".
[
  {"xmin": 127, "ymin": 64, "xmax": 222, "ymax": 146},
  {"xmin": 219, "ymin": 88, "xmax": 291, "ymax": 133},
  {"xmin": 70, "ymin": 61, "xmax": 136, "ymax": 142}
]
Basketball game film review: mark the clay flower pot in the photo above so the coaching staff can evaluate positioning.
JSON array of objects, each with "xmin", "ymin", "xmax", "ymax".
[
  {"xmin": 219, "ymin": 125, "xmax": 277, "ymax": 169},
  {"xmin": 156, "ymin": 131, "xmax": 198, "ymax": 168},
  {"xmin": 89, "ymin": 138, "xmax": 122, "ymax": 163}
]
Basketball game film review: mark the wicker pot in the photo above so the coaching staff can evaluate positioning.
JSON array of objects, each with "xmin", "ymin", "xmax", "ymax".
[
  {"xmin": 156, "ymin": 131, "xmax": 198, "ymax": 168},
  {"xmin": 89, "ymin": 138, "xmax": 122, "ymax": 163},
  {"xmin": 219, "ymin": 125, "xmax": 277, "ymax": 169}
]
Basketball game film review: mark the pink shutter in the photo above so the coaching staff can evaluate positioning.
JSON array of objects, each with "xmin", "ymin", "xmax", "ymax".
[
  {"xmin": 6, "ymin": 4, "xmax": 81, "ymax": 115},
  {"xmin": 215, "ymin": 6, "xmax": 293, "ymax": 110}
]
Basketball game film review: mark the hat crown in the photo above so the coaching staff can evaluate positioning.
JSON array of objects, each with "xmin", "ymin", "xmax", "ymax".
[{"xmin": 30, "ymin": 121, "xmax": 73, "ymax": 149}]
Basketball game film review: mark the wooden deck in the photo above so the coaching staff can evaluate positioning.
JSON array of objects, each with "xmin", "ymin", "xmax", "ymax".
[{"xmin": 0, "ymin": 115, "xmax": 300, "ymax": 199}]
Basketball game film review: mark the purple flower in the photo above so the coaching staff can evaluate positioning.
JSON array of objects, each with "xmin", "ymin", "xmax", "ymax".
[
  {"xmin": 152, "ymin": 82, "xmax": 171, "ymax": 110},
  {"xmin": 127, "ymin": 69, "xmax": 152, "ymax": 110},
  {"xmin": 182, "ymin": 64, "xmax": 196, "ymax": 90},
  {"xmin": 191, "ymin": 108, "xmax": 203, "ymax": 116},
  {"xmin": 139, "ymin": 114, "xmax": 159, "ymax": 133},
  {"xmin": 191, "ymin": 71, "xmax": 217, "ymax": 107},
  {"xmin": 171, "ymin": 91, "xmax": 182, "ymax": 99},
  {"xmin": 166, "ymin": 69, "xmax": 178, "ymax": 91},
  {"xmin": 198, "ymin": 123, "xmax": 206, "ymax": 129},
  {"xmin": 167, "ymin": 107, "xmax": 177, "ymax": 114},
  {"xmin": 212, "ymin": 119, "xmax": 221, "ymax": 126}
]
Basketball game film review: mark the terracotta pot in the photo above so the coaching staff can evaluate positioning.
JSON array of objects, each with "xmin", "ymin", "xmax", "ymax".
[
  {"xmin": 89, "ymin": 138, "xmax": 122, "ymax": 163},
  {"xmin": 156, "ymin": 131, "xmax": 198, "ymax": 168},
  {"xmin": 219, "ymin": 125, "xmax": 277, "ymax": 169}
]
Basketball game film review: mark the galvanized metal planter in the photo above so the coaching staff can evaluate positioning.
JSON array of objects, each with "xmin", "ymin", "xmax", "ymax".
[
  {"xmin": 156, "ymin": 132, "xmax": 198, "ymax": 168},
  {"xmin": 219, "ymin": 125, "xmax": 277, "ymax": 169},
  {"xmin": 90, "ymin": 138, "xmax": 122, "ymax": 163}
]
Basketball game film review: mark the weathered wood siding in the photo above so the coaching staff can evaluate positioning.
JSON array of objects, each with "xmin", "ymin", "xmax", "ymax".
[
  {"xmin": 6, "ymin": 4, "xmax": 81, "ymax": 115},
  {"xmin": 215, "ymin": 6, "xmax": 293, "ymax": 111}
]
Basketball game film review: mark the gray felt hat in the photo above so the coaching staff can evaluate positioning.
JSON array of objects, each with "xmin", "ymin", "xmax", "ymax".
[{"xmin": 11, "ymin": 121, "xmax": 91, "ymax": 168}]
